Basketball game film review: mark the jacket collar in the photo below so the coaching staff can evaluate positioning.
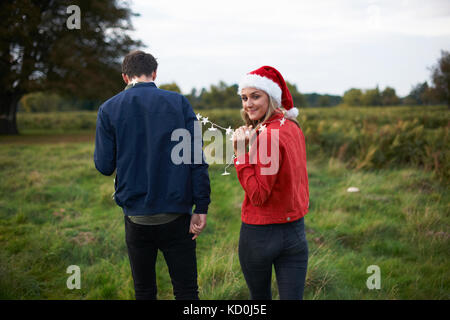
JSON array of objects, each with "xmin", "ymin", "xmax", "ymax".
[
  {"xmin": 124, "ymin": 82, "xmax": 157, "ymax": 91},
  {"xmin": 266, "ymin": 110, "xmax": 284, "ymax": 123}
]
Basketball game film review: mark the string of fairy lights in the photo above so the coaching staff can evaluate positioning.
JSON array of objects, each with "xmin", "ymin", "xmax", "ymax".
[
  {"xmin": 195, "ymin": 112, "xmax": 287, "ymax": 176},
  {"xmin": 196, "ymin": 113, "xmax": 236, "ymax": 175}
]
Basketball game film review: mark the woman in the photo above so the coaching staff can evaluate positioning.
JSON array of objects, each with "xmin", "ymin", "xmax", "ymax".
[{"xmin": 232, "ymin": 66, "xmax": 309, "ymax": 300}]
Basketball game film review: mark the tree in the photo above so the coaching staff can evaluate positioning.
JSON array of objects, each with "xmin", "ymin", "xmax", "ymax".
[
  {"xmin": 185, "ymin": 87, "xmax": 202, "ymax": 109},
  {"xmin": 421, "ymin": 86, "xmax": 441, "ymax": 105},
  {"xmin": 304, "ymin": 93, "xmax": 342, "ymax": 107},
  {"xmin": 19, "ymin": 91, "xmax": 100, "ymax": 112},
  {"xmin": 405, "ymin": 82, "xmax": 429, "ymax": 105},
  {"xmin": 159, "ymin": 82, "xmax": 181, "ymax": 93},
  {"xmin": 317, "ymin": 95, "xmax": 330, "ymax": 107},
  {"xmin": 201, "ymin": 81, "xmax": 241, "ymax": 109},
  {"xmin": 20, "ymin": 92, "xmax": 63, "ymax": 112},
  {"xmin": 361, "ymin": 86, "xmax": 382, "ymax": 106},
  {"xmin": 286, "ymin": 81, "xmax": 306, "ymax": 108},
  {"xmin": 381, "ymin": 86, "xmax": 400, "ymax": 106},
  {"xmin": 343, "ymin": 88, "xmax": 363, "ymax": 106},
  {"xmin": 0, "ymin": 0, "xmax": 142, "ymax": 134},
  {"xmin": 430, "ymin": 50, "xmax": 450, "ymax": 107}
]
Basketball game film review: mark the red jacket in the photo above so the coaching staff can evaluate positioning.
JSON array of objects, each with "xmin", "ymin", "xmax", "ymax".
[{"xmin": 234, "ymin": 111, "xmax": 309, "ymax": 225}]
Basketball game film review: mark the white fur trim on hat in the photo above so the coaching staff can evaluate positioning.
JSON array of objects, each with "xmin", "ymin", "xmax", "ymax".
[
  {"xmin": 238, "ymin": 74, "xmax": 282, "ymax": 106},
  {"xmin": 285, "ymin": 107, "xmax": 299, "ymax": 119}
]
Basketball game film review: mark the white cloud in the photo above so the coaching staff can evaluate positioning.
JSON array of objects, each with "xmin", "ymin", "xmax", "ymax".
[{"xmin": 128, "ymin": 0, "xmax": 450, "ymax": 96}]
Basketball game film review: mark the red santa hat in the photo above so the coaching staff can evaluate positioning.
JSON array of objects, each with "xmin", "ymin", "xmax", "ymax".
[{"xmin": 238, "ymin": 66, "xmax": 299, "ymax": 119}]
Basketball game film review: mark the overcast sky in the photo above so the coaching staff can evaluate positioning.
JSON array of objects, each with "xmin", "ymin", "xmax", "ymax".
[{"xmin": 128, "ymin": 0, "xmax": 450, "ymax": 97}]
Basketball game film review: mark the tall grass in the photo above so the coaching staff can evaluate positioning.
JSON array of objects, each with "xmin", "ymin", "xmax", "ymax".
[{"xmin": 1, "ymin": 105, "xmax": 448, "ymax": 299}]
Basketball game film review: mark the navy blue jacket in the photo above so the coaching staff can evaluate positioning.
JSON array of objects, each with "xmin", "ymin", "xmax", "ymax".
[{"xmin": 94, "ymin": 82, "xmax": 210, "ymax": 216}]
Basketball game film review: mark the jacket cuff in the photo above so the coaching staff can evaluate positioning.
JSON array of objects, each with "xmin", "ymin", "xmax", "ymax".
[
  {"xmin": 234, "ymin": 153, "xmax": 250, "ymax": 168},
  {"xmin": 193, "ymin": 203, "xmax": 209, "ymax": 214}
]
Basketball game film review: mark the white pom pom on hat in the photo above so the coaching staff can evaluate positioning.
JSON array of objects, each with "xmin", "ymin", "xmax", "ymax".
[
  {"xmin": 285, "ymin": 106, "xmax": 299, "ymax": 119},
  {"xmin": 238, "ymin": 65, "xmax": 299, "ymax": 119}
]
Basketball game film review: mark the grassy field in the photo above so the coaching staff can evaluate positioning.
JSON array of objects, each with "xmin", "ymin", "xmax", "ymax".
[{"xmin": 0, "ymin": 106, "xmax": 448, "ymax": 299}]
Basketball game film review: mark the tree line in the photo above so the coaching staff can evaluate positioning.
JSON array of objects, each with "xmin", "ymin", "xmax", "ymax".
[
  {"xmin": 19, "ymin": 76, "xmax": 444, "ymax": 113},
  {"xmin": 2, "ymin": 0, "xmax": 448, "ymax": 134},
  {"xmin": 18, "ymin": 49, "xmax": 449, "ymax": 113},
  {"xmin": 18, "ymin": 80, "xmax": 341, "ymax": 112},
  {"xmin": 19, "ymin": 50, "xmax": 449, "ymax": 113},
  {"xmin": 158, "ymin": 81, "xmax": 343, "ymax": 110}
]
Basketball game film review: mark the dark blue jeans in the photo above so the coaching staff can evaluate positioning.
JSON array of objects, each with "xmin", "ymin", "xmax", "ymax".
[
  {"xmin": 238, "ymin": 217, "xmax": 308, "ymax": 300},
  {"xmin": 124, "ymin": 214, "xmax": 199, "ymax": 300}
]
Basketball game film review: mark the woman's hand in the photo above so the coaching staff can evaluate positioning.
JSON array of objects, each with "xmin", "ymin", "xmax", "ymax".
[{"xmin": 233, "ymin": 125, "xmax": 254, "ymax": 157}]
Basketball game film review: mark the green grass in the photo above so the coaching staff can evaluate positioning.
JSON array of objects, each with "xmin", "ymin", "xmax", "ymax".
[{"xmin": 0, "ymin": 132, "xmax": 448, "ymax": 299}]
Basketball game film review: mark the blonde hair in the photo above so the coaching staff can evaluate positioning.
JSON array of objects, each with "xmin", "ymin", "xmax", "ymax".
[{"xmin": 240, "ymin": 93, "xmax": 300, "ymax": 130}]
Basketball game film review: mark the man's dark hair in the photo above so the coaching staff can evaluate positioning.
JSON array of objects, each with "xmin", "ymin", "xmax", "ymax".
[{"xmin": 122, "ymin": 50, "xmax": 158, "ymax": 78}]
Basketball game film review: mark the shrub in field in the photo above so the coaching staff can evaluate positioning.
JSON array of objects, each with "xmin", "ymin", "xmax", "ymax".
[
  {"xmin": 18, "ymin": 112, "xmax": 98, "ymax": 131},
  {"xmin": 304, "ymin": 115, "xmax": 449, "ymax": 183}
]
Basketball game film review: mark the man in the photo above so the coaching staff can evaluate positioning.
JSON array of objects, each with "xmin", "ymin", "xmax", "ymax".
[{"xmin": 94, "ymin": 50, "xmax": 210, "ymax": 300}]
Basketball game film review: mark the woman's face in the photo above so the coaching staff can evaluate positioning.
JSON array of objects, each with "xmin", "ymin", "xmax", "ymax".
[{"xmin": 241, "ymin": 88, "xmax": 270, "ymax": 121}]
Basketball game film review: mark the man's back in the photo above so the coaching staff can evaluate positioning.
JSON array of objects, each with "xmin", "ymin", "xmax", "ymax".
[
  {"xmin": 94, "ymin": 50, "xmax": 208, "ymax": 300},
  {"xmin": 94, "ymin": 82, "xmax": 210, "ymax": 216}
]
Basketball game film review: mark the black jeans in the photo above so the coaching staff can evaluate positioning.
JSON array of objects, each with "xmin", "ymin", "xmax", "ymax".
[
  {"xmin": 238, "ymin": 218, "xmax": 308, "ymax": 300},
  {"xmin": 124, "ymin": 214, "xmax": 199, "ymax": 300}
]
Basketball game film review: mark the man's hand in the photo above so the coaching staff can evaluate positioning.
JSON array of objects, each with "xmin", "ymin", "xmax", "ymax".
[{"xmin": 189, "ymin": 213, "xmax": 207, "ymax": 240}]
